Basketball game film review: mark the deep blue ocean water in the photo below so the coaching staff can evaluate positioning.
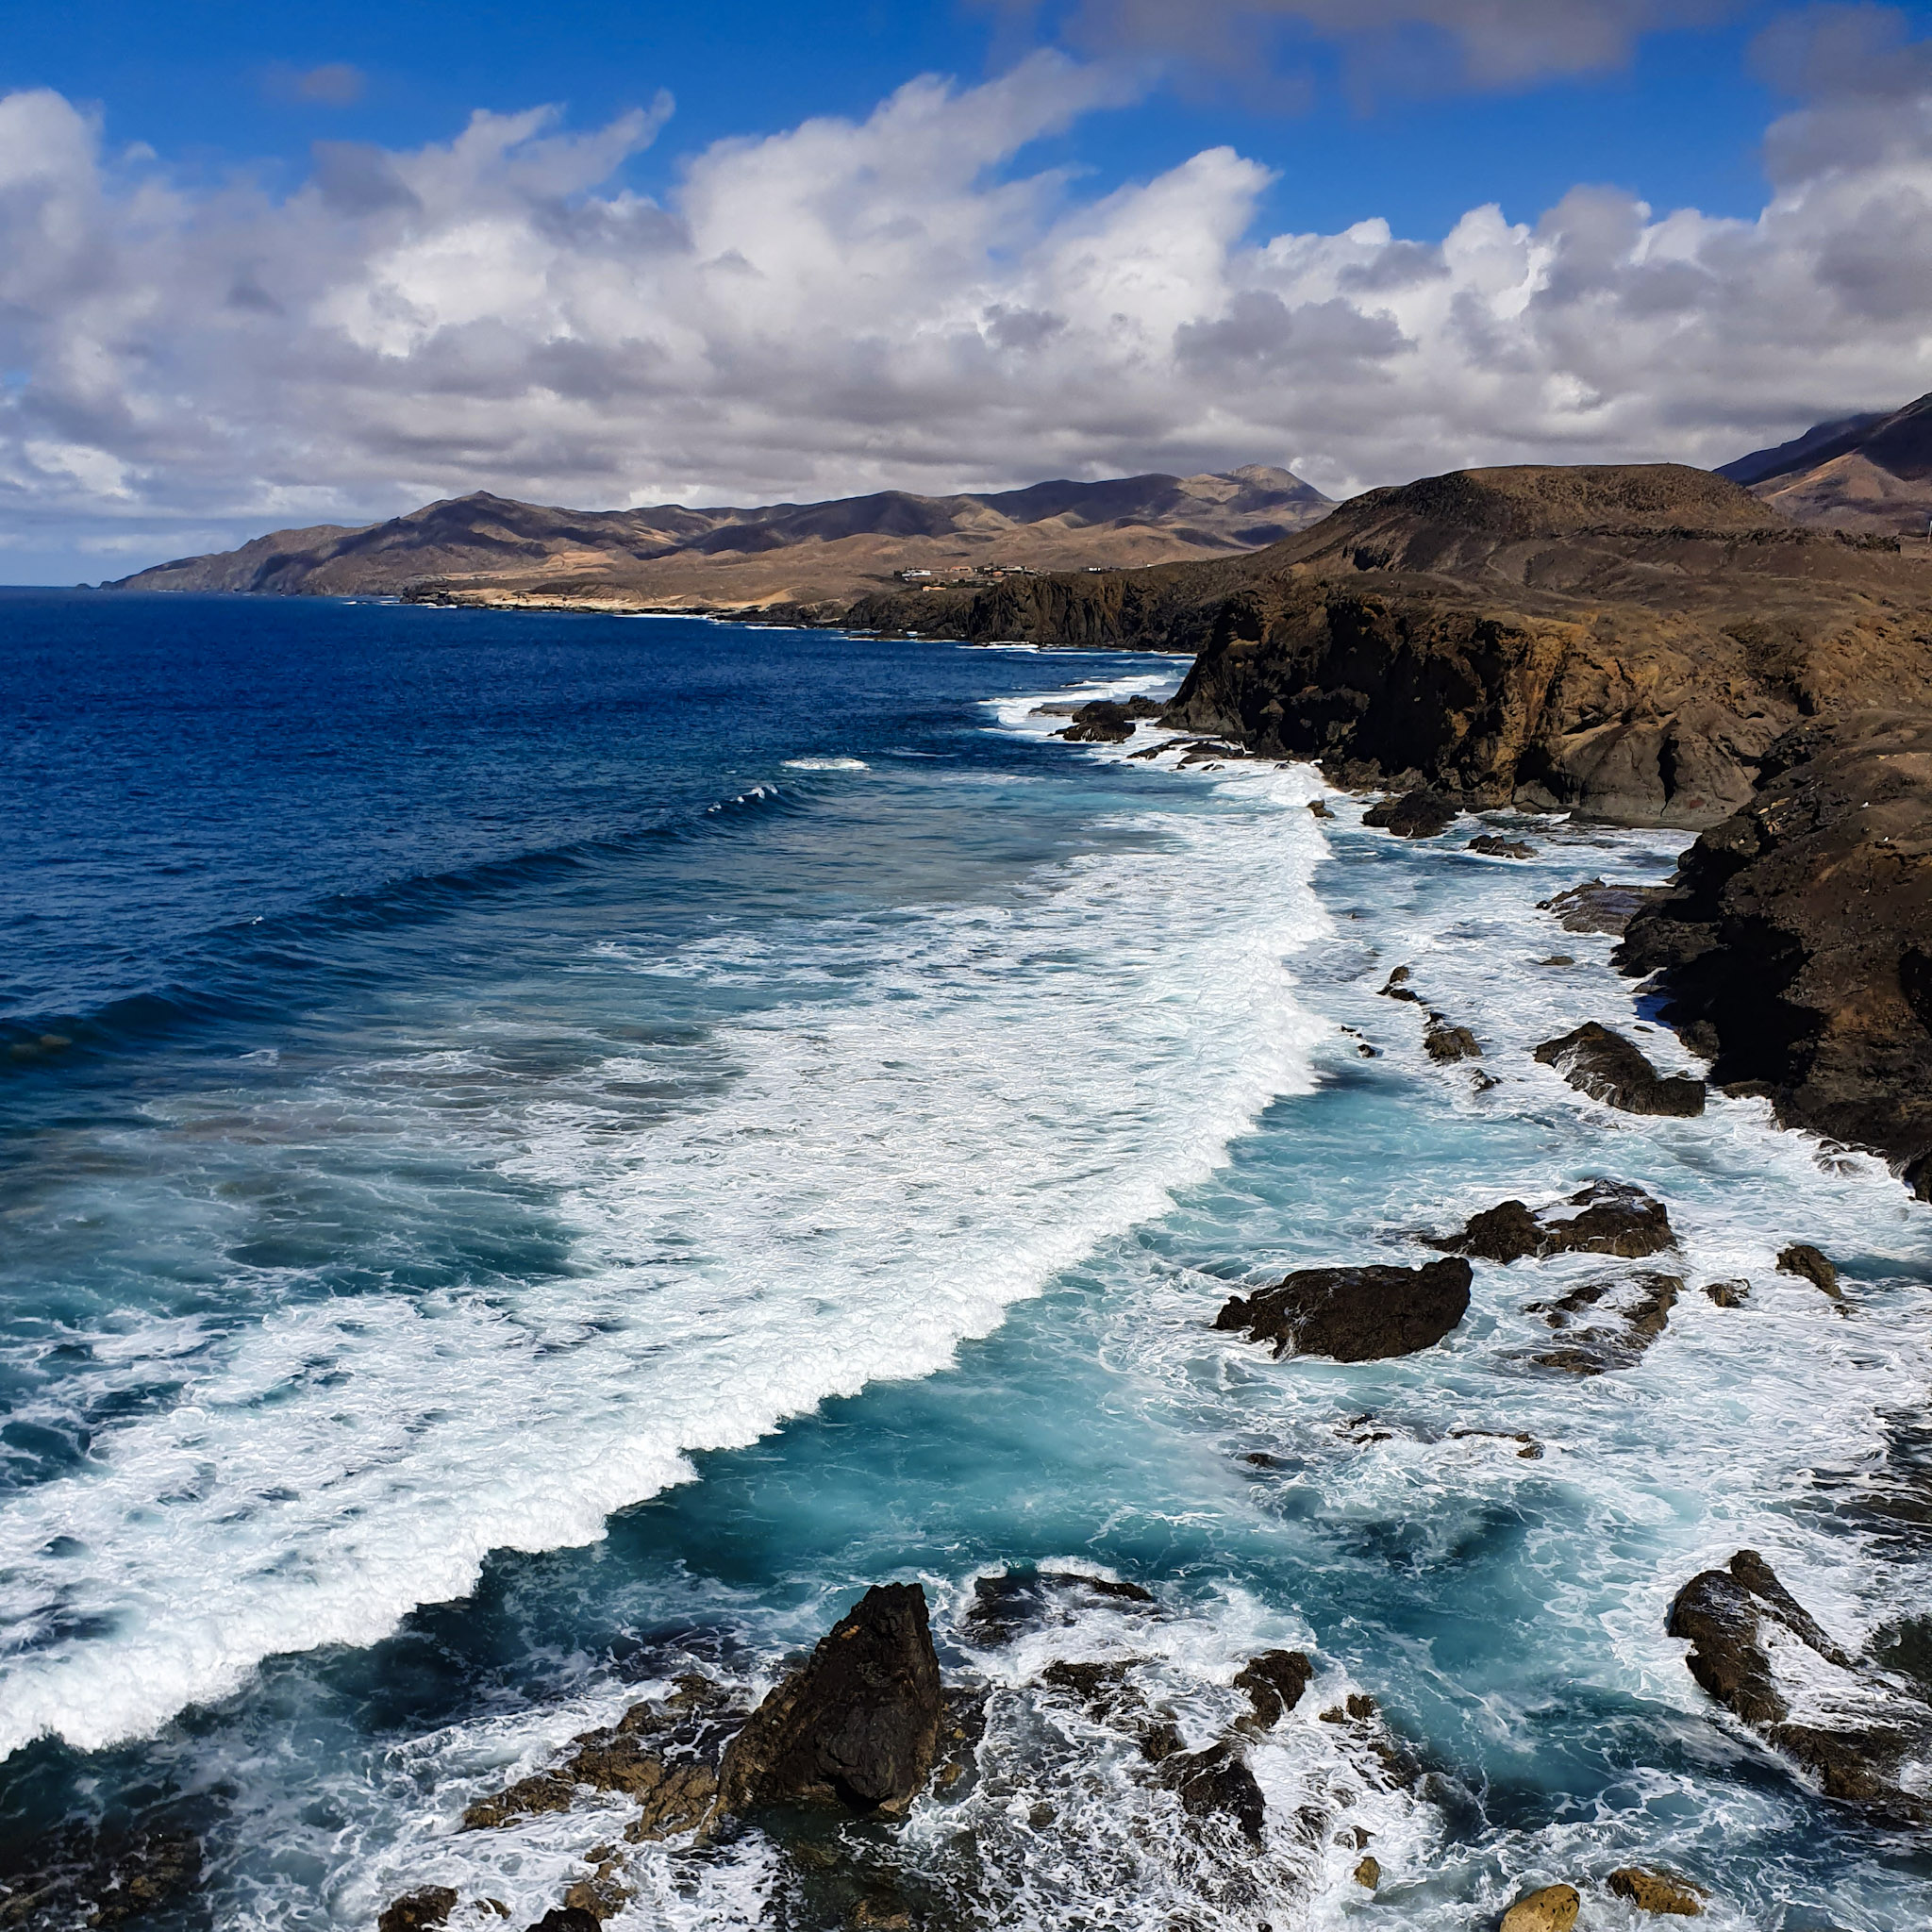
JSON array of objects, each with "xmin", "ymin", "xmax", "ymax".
[{"xmin": 2, "ymin": 591, "xmax": 1929, "ymax": 1930}]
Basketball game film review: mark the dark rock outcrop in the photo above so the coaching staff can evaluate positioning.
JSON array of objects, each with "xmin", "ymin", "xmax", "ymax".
[
  {"xmin": 1534, "ymin": 1023, "xmax": 1707, "ymax": 1116},
  {"xmin": 1777, "ymin": 1243, "xmax": 1842, "ymax": 1301},
  {"xmin": 1160, "ymin": 1742, "xmax": 1267, "ymax": 1843},
  {"xmin": 1363, "ymin": 789, "xmax": 1459, "ymax": 838},
  {"xmin": 1232, "ymin": 1649, "xmax": 1314, "ymax": 1727},
  {"xmin": 1424, "ymin": 1014, "xmax": 1483, "ymax": 1061},
  {"xmin": 1433, "ymin": 1182, "xmax": 1675, "ymax": 1263},
  {"xmin": 526, "ymin": 1911, "xmax": 601, "ymax": 1932},
  {"xmin": 1470, "ymin": 834, "xmax": 1537, "ymax": 858},
  {"xmin": 1057, "ymin": 696, "xmax": 1165, "ymax": 743},
  {"xmin": 380, "ymin": 1889, "xmax": 459, "ymax": 1932},
  {"xmin": 715, "ymin": 1585, "xmax": 942, "ymax": 1817},
  {"xmin": 1215, "ymin": 1258, "xmax": 1473, "ymax": 1360},
  {"xmin": 0, "ymin": 1824, "xmax": 202, "ymax": 1929},
  {"xmin": 1618, "ymin": 710, "xmax": 1932, "ymax": 1194},
  {"xmin": 963, "ymin": 1569, "xmax": 1157, "ymax": 1647},
  {"xmin": 1667, "ymin": 1549, "xmax": 1932, "ymax": 1814},
  {"xmin": 1540, "ymin": 878, "xmax": 1668, "ymax": 935}
]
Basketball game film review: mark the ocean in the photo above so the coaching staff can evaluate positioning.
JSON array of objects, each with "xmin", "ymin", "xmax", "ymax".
[{"xmin": 2, "ymin": 590, "xmax": 1928, "ymax": 1929}]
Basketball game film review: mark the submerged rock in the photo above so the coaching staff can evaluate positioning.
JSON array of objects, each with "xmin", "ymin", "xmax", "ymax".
[
  {"xmin": 1434, "ymin": 1182, "xmax": 1675, "ymax": 1264},
  {"xmin": 1607, "ymin": 1866, "xmax": 1707, "ymax": 1916},
  {"xmin": 1214, "ymin": 1258, "xmax": 1473, "ymax": 1361},
  {"xmin": 1534, "ymin": 1022, "xmax": 1707, "ymax": 1116},
  {"xmin": 1469, "ymin": 834, "xmax": 1538, "ymax": 858},
  {"xmin": 1540, "ymin": 878, "xmax": 1667, "ymax": 936},
  {"xmin": 0, "ymin": 1824, "xmax": 203, "ymax": 1930},
  {"xmin": 1500, "ymin": 1883, "xmax": 1580, "ymax": 1932},
  {"xmin": 1363, "ymin": 789, "xmax": 1460, "ymax": 838},
  {"xmin": 1667, "ymin": 1549, "xmax": 1932, "ymax": 1814},
  {"xmin": 715, "ymin": 1584, "xmax": 943, "ymax": 1817},
  {"xmin": 1529, "ymin": 1274, "xmax": 1682, "ymax": 1374},
  {"xmin": 379, "ymin": 1888, "xmax": 458, "ymax": 1932},
  {"xmin": 962, "ymin": 1569, "xmax": 1156, "ymax": 1647},
  {"xmin": 1777, "ymin": 1242, "xmax": 1842, "ymax": 1301}
]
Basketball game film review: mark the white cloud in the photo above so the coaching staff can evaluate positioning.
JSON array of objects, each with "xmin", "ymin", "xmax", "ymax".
[{"xmin": 6, "ymin": 36, "xmax": 1932, "ymax": 577}]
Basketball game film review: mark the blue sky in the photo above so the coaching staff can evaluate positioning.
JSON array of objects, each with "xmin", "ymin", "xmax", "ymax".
[{"xmin": 6, "ymin": 1, "xmax": 1932, "ymax": 580}]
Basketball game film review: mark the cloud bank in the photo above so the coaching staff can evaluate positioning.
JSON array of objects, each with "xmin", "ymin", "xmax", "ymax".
[{"xmin": 5, "ymin": 15, "xmax": 1932, "ymax": 575}]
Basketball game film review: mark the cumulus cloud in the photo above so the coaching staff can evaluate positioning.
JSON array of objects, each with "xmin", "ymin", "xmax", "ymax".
[
  {"xmin": 990, "ymin": 0, "xmax": 1740, "ymax": 92},
  {"xmin": 290, "ymin": 62, "xmax": 367, "ymax": 108},
  {"xmin": 6, "ymin": 33, "xmax": 1932, "ymax": 575}
]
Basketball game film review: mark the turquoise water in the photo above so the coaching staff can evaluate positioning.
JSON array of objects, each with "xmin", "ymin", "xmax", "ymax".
[{"xmin": 2, "ymin": 594, "xmax": 1928, "ymax": 1929}]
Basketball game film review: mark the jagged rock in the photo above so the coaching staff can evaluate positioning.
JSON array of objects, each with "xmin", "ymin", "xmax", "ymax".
[
  {"xmin": 1607, "ymin": 1866, "xmax": 1707, "ymax": 1916},
  {"xmin": 1354, "ymin": 1856, "xmax": 1381, "ymax": 1889},
  {"xmin": 1705, "ymin": 1279, "xmax": 1751, "ymax": 1307},
  {"xmin": 1530, "ymin": 1274, "xmax": 1681, "ymax": 1374},
  {"xmin": 1617, "ymin": 711, "xmax": 1932, "ymax": 1196},
  {"xmin": 1363, "ymin": 789, "xmax": 1460, "ymax": 838},
  {"xmin": 1307, "ymin": 798, "xmax": 1337, "ymax": 819},
  {"xmin": 1499, "ymin": 1883, "xmax": 1580, "ymax": 1932},
  {"xmin": 525, "ymin": 1911, "xmax": 600, "ymax": 1932},
  {"xmin": 1433, "ymin": 1182, "xmax": 1675, "ymax": 1264},
  {"xmin": 1058, "ymin": 700, "xmax": 1137, "ymax": 743},
  {"xmin": 1424, "ymin": 1013, "xmax": 1482, "ymax": 1061},
  {"xmin": 1215, "ymin": 1258, "xmax": 1473, "ymax": 1361},
  {"xmin": 1777, "ymin": 1243, "xmax": 1841, "ymax": 1300},
  {"xmin": 462, "ymin": 1774, "xmax": 576, "ymax": 1832},
  {"xmin": 1667, "ymin": 1549, "xmax": 1932, "ymax": 1813},
  {"xmin": 1160, "ymin": 1740, "xmax": 1267, "ymax": 1843},
  {"xmin": 1232, "ymin": 1649, "xmax": 1314, "ymax": 1727},
  {"xmin": 1470, "ymin": 834, "xmax": 1538, "ymax": 858},
  {"xmin": 1379, "ymin": 965, "xmax": 1423, "ymax": 1003},
  {"xmin": 1039, "ymin": 1657, "xmax": 1140, "ymax": 1718},
  {"xmin": 1534, "ymin": 1023, "xmax": 1707, "ymax": 1116},
  {"xmin": 1540, "ymin": 879, "xmax": 1669, "ymax": 935},
  {"xmin": 379, "ymin": 1888, "xmax": 459, "ymax": 1932},
  {"xmin": 963, "ymin": 1569, "xmax": 1156, "ymax": 1646},
  {"xmin": 714, "ymin": 1585, "xmax": 942, "ymax": 1817},
  {"xmin": 0, "ymin": 1824, "xmax": 203, "ymax": 1930}
]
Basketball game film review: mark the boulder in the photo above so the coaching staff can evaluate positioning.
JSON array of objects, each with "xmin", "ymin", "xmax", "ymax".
[
  {"xmin": 1607, "ymin": 1866, "xmax": 1707, "ymax": 1916},
  {"xmin": 1215, "ymin": 1258, "xmax": 1473, "ymax": 1361},
  {"xmin": 1424, "ymin": 1014, "xmax": 1482, "ymax": 1061},
  {"xmin": 1704, "ymin": 1279, "xmax": 1750, "ymax": 1307},
  {"xmin": 1534, "ymin": 1023, "xmax": 1707, "ymax": 1116},
  {"xmin": 1307, "ymin": 798, "xmax": 1337, "ymax": 819},
  {"xmin": 1540, "ymin": 879, "xmax": 1669, "ymax": 935},
  {"xmin": 1363, "ymin": 789, "xmax": 1460, "ymax": 838},
  {"xmin": 1499, "ymin": 1884, "xmax": 1580, "ymax": 1932},
  {"xmin": 714, "ymin": 1584, "xmax": 943, "ymax": 1816},
  {"xmin": 1058, "ymin": 700, "xmax": 1137, "ymax": 743},
  {"xmin": 1470, "ymin": 835, "xmax": 1538, "ymax": 858},
  {"xmin": 1434, "ymin": 1182, "xmax": 1675, "ymax": 1264},
  {"xmin": 379, "ymin": 1890, "xmax": 458, "ymax": 1932},
  {"xmin": 1777, "ymin": 1242, "xmax": 1841, "ymax": 1301},
  {"xmin": 1529, "ymin": 1273, "xmax": 1681, "ymax": 1374},
  {"xmin": 1232, "ymin": 1649, "xmax": 1314, "ymax": 1727},
  {"xmin": 1667, "ymin": 1549, "xmax": 1932, "ymax": 1814},
  {"xmin": 1379, "ymin": 965, "xmax": 1423, "ymax": 1003},
  {"xmin": 1354, "ymin": 1855, "xmax": 1381, "ymax": 1889}
]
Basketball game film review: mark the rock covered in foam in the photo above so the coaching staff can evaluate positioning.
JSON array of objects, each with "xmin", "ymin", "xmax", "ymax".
[
  {"xmin": 715, "ymin": 1584, "xmax": 943, "ymax": 1817},
  {"xmin": 1534, "ymin": 1022, "xmax": 1707, "ymax": 1116},
  {"xmin": 1214, "ymin": 1258, "xmax": 1473, "ymax": 1361},
  {"xmin": 1528, "ymin": 1273, "xmax": 1682, "ymax": 1374},
  {"xmin": 1777, "ymin": 1242, "xmax": 1842, "ymax": 1301},
  {"xmin": 1433, "ymin": 1181, "xmax": 1675, "ymax": 1264},
  {"xmin": 1667, "ymin": 1549, "xmax": 1932, "ymax": 1815}
]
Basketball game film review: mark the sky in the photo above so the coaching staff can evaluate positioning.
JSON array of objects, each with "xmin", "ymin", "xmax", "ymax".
[{"xmin": 5, "ymin": 0, "xmax": 1932, "ymax": 582}]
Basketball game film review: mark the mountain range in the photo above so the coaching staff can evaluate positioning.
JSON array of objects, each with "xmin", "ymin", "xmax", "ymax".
[
  {"xmin": 1719, "ymin": 391, "xmax": 1932, "ymax": 534},
  {"xmin": 107, "ymin": 466, "xmax": 1335, "ymax": 606}
]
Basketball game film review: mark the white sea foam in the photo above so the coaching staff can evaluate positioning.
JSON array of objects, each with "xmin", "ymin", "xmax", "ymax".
[
  {"xmin": 0, "ymin": 670, "xmax": 1331, "ymax": 1758},
  {"xmin": 779, "ymin": 756, "xmax": 869, "ymax": 771}
]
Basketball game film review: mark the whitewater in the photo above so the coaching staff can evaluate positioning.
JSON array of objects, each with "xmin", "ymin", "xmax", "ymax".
[{"xmin": 2, "ymin": 593, "xmax": 1928, "ymax": 1930}]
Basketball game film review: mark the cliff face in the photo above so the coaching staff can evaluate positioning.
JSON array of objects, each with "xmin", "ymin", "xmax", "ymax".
[
  {"xmin": 1617, "ymin": 711, "xmax": 1932, "ymax": 1193},
  {"xmin": 885, "ymin": 463, "xmax": 1932, "ymax": 826}
]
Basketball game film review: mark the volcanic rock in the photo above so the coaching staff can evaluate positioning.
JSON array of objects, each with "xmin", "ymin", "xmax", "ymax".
[
  {"xmin": 1424, "ymin": 1014, "xmax": 1482, "ymax": 1061},
  {"xmin": 1379, "ymin": 965, "xmax": 1423, "ymax": 1003},
  {"xmin": 1617, "ymin": 710, "xmax": 1932, "ymax": 1195},
  {"xmin": 1529, "ymin": 1273, "xmax": 1681, "ymax": 1374},
  {"xmin": 1058, "ymin": 700, "xmax": 1137, "ymax": 743},
  {"xmin": 379, "ymin": 1889, "xmax": 458, "ymax": 1932},
  {"xmin": 714, "ymin": 1584, "xmax": 942, "ymax": 1817},
  {"xmin": 1607, "ymin": 1866, "xmax": 1707, "ymax": 1916},
  {"xmin": 1363, "ymin": 789, "xmax": 1460, "ymax": 838},
  {"xmin": 1667, "ymin": 1549, "xmax": 1932, "ymax": 1813},
  {"xmin": 1534, "ymin": 1022, "xmax": 1707, "ymax": 1116},
  {"xmin": 525, "ymin": 1911, "xmax": 601, "ymax": 1932},
  {"xmin": 1540, "ymin": 878, "xmax": 1669, "ymax": 935},
  {"xmin": 1232, "ymin": 1649, "xmax": 1314, "ymax": 1727},
  {"xmin": 1434, "ymin": 1182, "xmax": 1675, "ymax": 1264},
  {"xmin": 1470, "ymin": 834, "xmax": 1538, "ymax": 858},
  {"xmin": 1499, "ymin": 1884, "xmax": 1580, "ymax": 1932},
  {"xmin": 1704, "ymin": 1279, "xmax": 1751, "ymax": 1307},
  {"xmin": 963, "ymin": 1569, "xmax": 1157, "ymax": 1646},
  {"xmin": 1777, "ymin": 1243, "xmax": 1842, "ymax": 1301},
  {"xmin": 1160, "ymin": 1740, "xmax": 1267, "ymax": 1843},
  {"xmin": 0, "ymin": 1824, "xmax": 204, "ymax": 1930},
  {"xmin": 1215, "ymin": 1258, "xmax": 1473, "ymax": 1361}
]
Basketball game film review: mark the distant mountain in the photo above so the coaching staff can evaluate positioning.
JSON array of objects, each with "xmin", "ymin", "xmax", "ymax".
[
  {"xmin": 1720, "ymin": 393, "xmax": 1932, "ymax": 534},
  {"xmin": 106, "ymin": 466, "xmax": 1334, "ymax": 607}
]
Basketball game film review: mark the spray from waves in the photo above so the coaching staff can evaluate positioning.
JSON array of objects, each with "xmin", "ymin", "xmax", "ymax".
[{"xmin": 0, "ymin": 682, "xmax": 1332, "ymax": 1761}]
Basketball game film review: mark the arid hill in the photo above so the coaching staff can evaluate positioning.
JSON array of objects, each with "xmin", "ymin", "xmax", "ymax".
[
  {"xmin": 105, "ymin": 467, "xmax": 1332, "ymax": 607},
  {"xmin": 1721, "ymin": 392, "xmax": 1932, "ymax": 537},
  {"xmin": 855, "ymin": 463, "xmax": 1932, "ymax": 824}
]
